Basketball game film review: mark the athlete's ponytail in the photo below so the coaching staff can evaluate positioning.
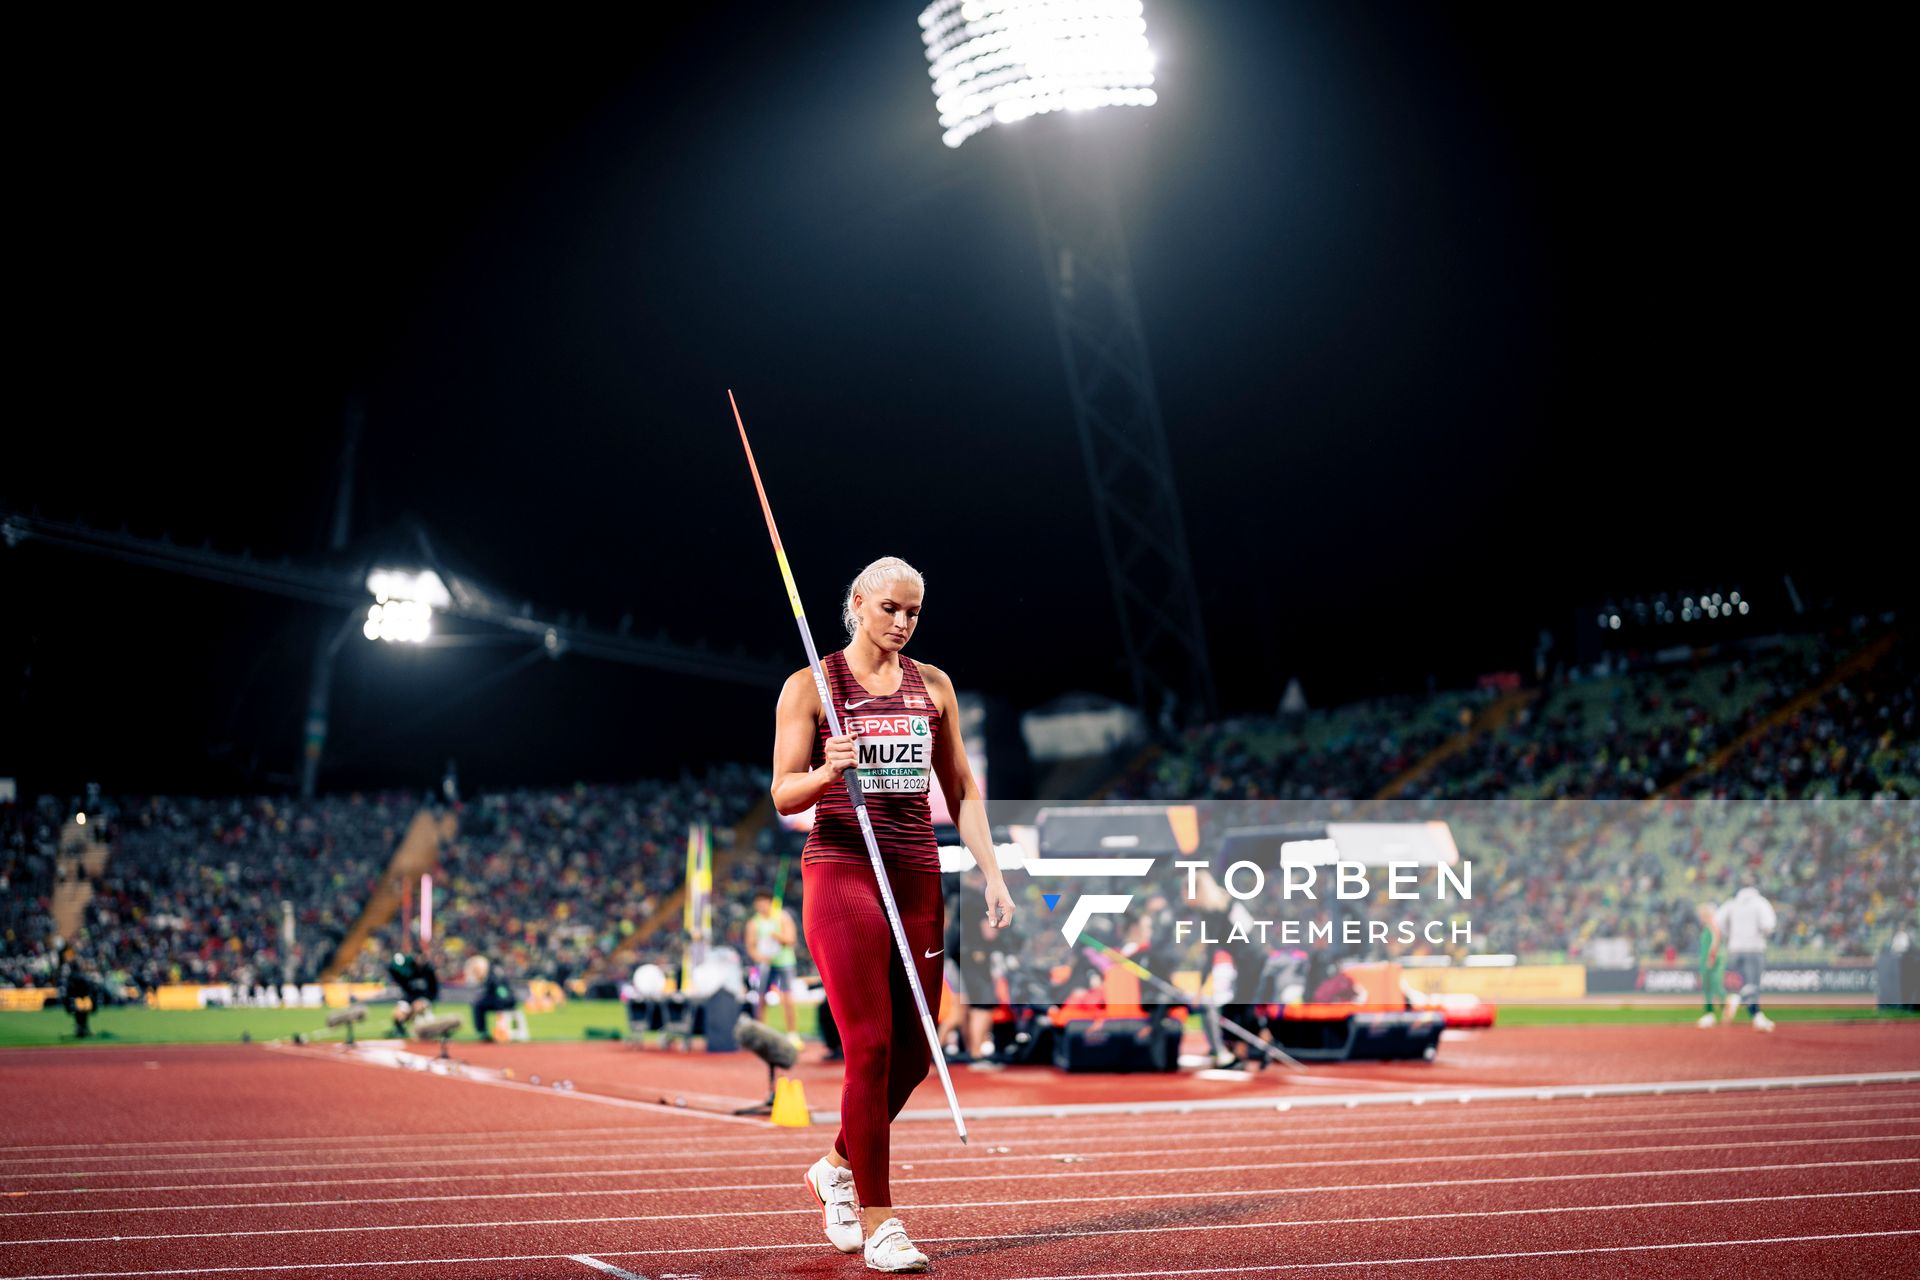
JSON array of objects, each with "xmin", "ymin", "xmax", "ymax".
[{"xmin": 842, "ymin": 556, "xmax": 924, "ymax": 639}]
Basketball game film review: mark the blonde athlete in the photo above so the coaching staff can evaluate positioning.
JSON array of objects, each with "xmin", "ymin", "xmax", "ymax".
[{"xmin": 773, "ymin": 556, "xmax": 1014, "ymax": 1272}]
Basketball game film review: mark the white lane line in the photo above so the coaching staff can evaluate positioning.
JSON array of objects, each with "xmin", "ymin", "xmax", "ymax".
[
  {"xmin": 264, "ymin": 1042, "xmax": 771, "ymax": 1130},
  {"xmin": 14, "ymin": 1098, "xmax": 1920, "ymax": 1170},
  {"xmin": 568, "ymin": 1258, "xmax": 648, "ymax": 1280},
  {"xmin": 8, "ymin": 1087, "xmax": 1916, "ymax": 1163},
  {"xmin": 11, "ymin": 1155, "xmax": 1914, "ymax": 1219},
  {"xmin": 11, "ymin": 1139, "xmax": 1920, "ymax": 1205},
  {"xmin": 0, "ymin": 1125, "xmax": 656, "ymax": 1156},
  {"xmin": 11, "ymin": 1128, "xmax": 1915, "ymax": 1192},
  {"xmin": 0, "ymin": 1135, "xmax": 713, "ymax": 1167},
  {"xmin": 18, "ymin": 1112, "xmax": 1916, "ymax": 1179},
  {"xmin": 9, "ymin": 1161, "xmax": 1919, "ymax": 1245},
  {"xmin": 925, "ymin": 1086, "xmax": 1920, "ymax": 1134},
  {"xmin": 5, "ymin": 1200, "xmax": 1917, "ymax": 1278},
  {"xmin": 10, "ymin": 1114, "xmax": 1914, "ymax": 1208},
  {"xmin": 0, "ymin": 1254, "xmax": 585, "ymax": 1278},
  {"xmin": 997, "ymin": 1228, "xmax": 1920, "ymax": 1278},
  {"xmin": 874, "ymin": 1070, "xmax": 1920, "ymax": 1124},
  {"xmin": 7, "ymin": 1186, "xmax": 1916, "ymax": 1249}
]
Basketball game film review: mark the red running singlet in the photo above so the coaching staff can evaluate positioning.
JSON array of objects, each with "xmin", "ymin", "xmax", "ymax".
[{"xmin": 801, "ymin": 650, "xmax": 942, "ymax": 873}]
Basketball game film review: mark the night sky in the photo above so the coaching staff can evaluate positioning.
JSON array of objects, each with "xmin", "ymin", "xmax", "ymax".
[{"xmin": 5, "ymin": 4, "xmax": 1904, "ymax": 798}]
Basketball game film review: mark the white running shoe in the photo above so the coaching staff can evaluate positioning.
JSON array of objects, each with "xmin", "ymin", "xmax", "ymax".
[
  {"xmin": 1753, "ymin": 1012, "xmax": 1776, "ymax": 1033},
  {"xmin": 865, "ymin": 1217, "xmax": 931, "ymax": 1272},
  {"xmin": 1696, "ymin": 1012, "xmax": 1716, "ymax": 1028},
  {"xmin": 804, "ymin": 1156, "xmax": 863, "ymax": 1253}
]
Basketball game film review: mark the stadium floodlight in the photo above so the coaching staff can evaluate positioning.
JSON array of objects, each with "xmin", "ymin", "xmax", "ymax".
[
  {"xmin": 914, "ymin": 0, "xmax": 1213, "ymax": 724},
  {"xmin": 363, "ymin": 599, "xmax": 431, "ymax": 643},
  {"xmin": 363, "ymin": 566, "xmax": 448, "ymax": 644},
  {"xmin": 919, "ymin": 0, "xmax": 1158, "ymax": 149},
  {"xmin": 365, "ymin": 567, "xmax": 451, "ymax": 609}
]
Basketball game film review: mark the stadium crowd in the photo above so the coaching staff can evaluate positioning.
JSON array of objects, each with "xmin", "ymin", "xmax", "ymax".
[
  {"xmin": 5, "ymin": 625, "xmax": 1910, "ymax": 997},
  {"xmin": 0, "ymin": 766, "xmax": 770, "ymax": 998},
  {"xmin": 353, "ymin": 765, "xmax": 768, "ymax": 987},
  {"xmin": 1, "ymin": 792, "xmax": 409, "ymax": 993},
  {"xmin": 1106, "ymin": 626, "xmax": 1918, "ymax": 962}
]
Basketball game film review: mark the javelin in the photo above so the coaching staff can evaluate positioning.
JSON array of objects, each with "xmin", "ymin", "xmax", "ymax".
[{"xmin": 727, "ymin": 389, "xmax": 969, "ymax": 1145}]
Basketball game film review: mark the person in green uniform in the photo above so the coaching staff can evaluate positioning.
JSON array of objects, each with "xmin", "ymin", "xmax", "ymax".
[
  {"xmin": 749, "ymin": 890, "xmax": 800, "ymax": 1041},
  {"xmin": 1696, "ymin": 901, "xmax": 1726, "ymax": 1028}
]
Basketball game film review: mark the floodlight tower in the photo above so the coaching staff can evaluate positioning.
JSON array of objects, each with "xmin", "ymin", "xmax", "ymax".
[
  {"xmin": 299, "ymin": 401, "xmax": 362, "ymax": 801},
  {"xmin": 919, "ymin": 0, "xmax": 1215, "ymax": 727}
]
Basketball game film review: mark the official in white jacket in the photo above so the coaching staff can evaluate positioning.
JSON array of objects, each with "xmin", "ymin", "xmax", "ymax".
[{"xmin": 1714, "ymin": 884, "xmax": 1778, "ymax": 1032}]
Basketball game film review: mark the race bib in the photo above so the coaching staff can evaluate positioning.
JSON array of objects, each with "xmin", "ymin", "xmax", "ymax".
[{"xmin": 848, "ymin": 714, "xmax": 933, "ymax": 794}]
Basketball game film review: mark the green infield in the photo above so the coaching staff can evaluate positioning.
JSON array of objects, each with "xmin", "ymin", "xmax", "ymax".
[
  {"xmin": 1490, "ymin": 1003, "xmax": 1919, "ymax": 1026},
  {"xmin": 0, "ymin": 997, "xmax": 821, "ymax": 1048},
  {"xmin": 1, "ymin": 998, "xmax": 1907, "ymax": 1047}
]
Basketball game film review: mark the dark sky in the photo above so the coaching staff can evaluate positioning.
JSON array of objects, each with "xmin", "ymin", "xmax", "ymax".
[{"xmin": 5, "ymin": 4, "xmax": 1904, "ymax": 797}]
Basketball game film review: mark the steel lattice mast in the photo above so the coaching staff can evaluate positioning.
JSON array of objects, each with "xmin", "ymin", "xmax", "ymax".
[{"xmin": 919, "ymin": 0, "xmax": 1215, "ymax": 726}]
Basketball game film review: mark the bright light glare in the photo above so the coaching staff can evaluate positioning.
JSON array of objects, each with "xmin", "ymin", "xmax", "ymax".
[
  {"xmin": 920, "ymin": 0, "xmax": 1157, "ymax": 148},
  {"xmin": 365, "ymin": 598, "xmax": 433, "ymax": 644},
  {"xmin": 365, "ymin": 567, "xmax": 452, "ymax": 609}
]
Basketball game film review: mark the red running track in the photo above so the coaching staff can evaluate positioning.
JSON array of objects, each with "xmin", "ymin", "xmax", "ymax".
[
  {"xmin": 1, "ymin": 1030, "xmax": 1917, "ymax": 1279},
  {"xmin": 364, "ymin": 1020, "xmax": 1920, "ymax": 1116}
]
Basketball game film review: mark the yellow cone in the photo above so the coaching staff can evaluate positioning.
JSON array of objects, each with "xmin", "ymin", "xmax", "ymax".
[{"xmin": 771, "ymin": 1077, "xmax": 811, "ymax": 1127}]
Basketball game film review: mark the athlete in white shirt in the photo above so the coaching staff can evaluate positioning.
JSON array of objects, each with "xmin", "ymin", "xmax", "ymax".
[{"xmin": 1714, "ymin": 883, "xmax": 1778, "ymax": 1032}]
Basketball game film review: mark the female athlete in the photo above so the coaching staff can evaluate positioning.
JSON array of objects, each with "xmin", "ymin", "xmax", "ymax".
[{"xmin": 771, "ymin": 555, "xmax": 1015, "ymax": 1272}]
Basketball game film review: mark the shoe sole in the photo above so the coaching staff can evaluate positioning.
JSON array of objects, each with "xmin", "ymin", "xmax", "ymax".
[
  {"xmin": 866, "ymin": 1257, "xmax": 931, "ymax": 1273},
  {"xmin": 805, "ymin": 1170, "xmax": 863, "ymax": 1253}
]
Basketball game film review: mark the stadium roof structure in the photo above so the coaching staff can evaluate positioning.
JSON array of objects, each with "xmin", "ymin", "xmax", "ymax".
[{"xmin": 0, "ymin": 506, "xmax": 790, "ymax": 687}]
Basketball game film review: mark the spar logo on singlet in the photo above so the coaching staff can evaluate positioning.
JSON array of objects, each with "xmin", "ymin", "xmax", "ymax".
[{"xmin": 848, "ymin": 714, "xmax": 932, "ymax": 794}]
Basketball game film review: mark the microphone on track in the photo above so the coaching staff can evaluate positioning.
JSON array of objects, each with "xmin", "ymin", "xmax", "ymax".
[{"xmin": 735, "ymin": 1013, "xmax": 799, "ymax": 1070}]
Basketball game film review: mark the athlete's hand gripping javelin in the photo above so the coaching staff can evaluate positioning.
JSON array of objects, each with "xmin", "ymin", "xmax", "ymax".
[{"xmin": 822, "ymin": 730, "xmax": 860, "ymax": 777}]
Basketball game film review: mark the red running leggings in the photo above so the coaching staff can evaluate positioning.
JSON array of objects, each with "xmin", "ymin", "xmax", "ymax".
[{"xmin": 802, "ymin": 858, "xmax": 945, "ymax": 1208}]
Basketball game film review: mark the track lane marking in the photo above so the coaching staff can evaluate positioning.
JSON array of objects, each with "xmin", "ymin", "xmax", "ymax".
[
  {"xmin": 10, "ymin": 1155, "xmax": 1915, "ymax": 1218},
  {"xmin": 8, "ymin": 1088, "xmax": 1918, "ymax": 1161},
  {"xmin": 12, "ymin": 1102, "xmax": 1920, "ymax": 1170},
  {"xmin": 7, "ymin": 1168, "xmax": 1917, "ymax": 1245},
  {"xmin": 0, "ymin": 1125, "xmax": 662, "ymax": 1156},
  {"xmin": 12, "ymin": 1212, "xmax": 1916, "ymax": 1273},
  {"xmin": 8, "ymin": 1146, "xmax": 1917, "ymax": 1204},
  {"xmin": 996, "ymin": 1228, "xmax": 1920, "ymax": 1277},
  {"xmin": 9, "ymin": 1128, "xmax": 1914, "ymax": 1187},
  {"xmin": 877, "ymin": 1069, "xmax": 1920, "ymax": 1124},
  {"xmin": 263, "ymin": 1043, "xmax": 772, "ymax": 1129},
  {"xmin": 6, "ymin": 1217, "xmax": 1918, "ymax": 1278},
  {"xmin": 878, "ymin": 1091, "xmax": 1920, "ymax": 1140},
  {"xmin": 568, "ymin": 1258, "xmax": 648, "ymax": 1280},
  {"xmin": 9, "ymin": 1113, "xmax": 1917, "ymax": 1206}
]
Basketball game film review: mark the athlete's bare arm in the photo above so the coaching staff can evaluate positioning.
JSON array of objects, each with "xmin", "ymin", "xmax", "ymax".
[
  {"xmin": 771, "ymin": 668, "xmax": 858, "ymax": 815},
  {"xmin": 920, "ymin": 663, "xmax": 1014, "ymax": 927}
]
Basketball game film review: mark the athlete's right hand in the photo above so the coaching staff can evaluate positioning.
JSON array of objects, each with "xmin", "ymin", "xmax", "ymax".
[{"xmin": 823, "ymin": 732, "xmax": 859, "ymax": 776}]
